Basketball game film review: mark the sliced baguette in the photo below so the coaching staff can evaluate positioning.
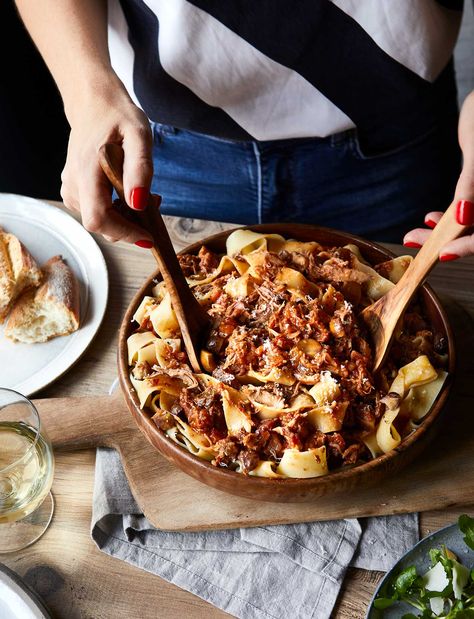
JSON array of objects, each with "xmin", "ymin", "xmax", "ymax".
[
  {"xmin": 0, "ymin": 229, "xmax": 42, "ymax": 323},
  {"xmin": 5, "ymin": 255, "xmax": 80, "ymax": 343}
]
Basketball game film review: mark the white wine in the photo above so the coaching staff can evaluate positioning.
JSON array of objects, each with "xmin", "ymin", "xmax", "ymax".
[{"xmin": 0, "ymin": 422, "xmax": 54, "ymax": 524}]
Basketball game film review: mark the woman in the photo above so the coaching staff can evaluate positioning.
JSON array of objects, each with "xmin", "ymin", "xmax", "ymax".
[{"xmin": 15, "ymin": 0, "xmax": 474, "ymax": 257}]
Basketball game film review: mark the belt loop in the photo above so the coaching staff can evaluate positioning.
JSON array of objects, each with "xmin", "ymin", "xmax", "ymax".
[{"xmin": 330, "ymin": 128, "xmax": 356, "ymax": 148}]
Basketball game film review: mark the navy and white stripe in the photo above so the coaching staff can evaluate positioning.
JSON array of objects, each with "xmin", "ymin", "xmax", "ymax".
[{"xmin": 108, "ymin": 0, "xmax": 463, "ymax": 150}]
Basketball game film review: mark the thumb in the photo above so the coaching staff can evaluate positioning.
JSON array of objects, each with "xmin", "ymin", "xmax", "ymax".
[{"xmin": 122, "ymin": 119, "xmax": 154, "ymax": 211}]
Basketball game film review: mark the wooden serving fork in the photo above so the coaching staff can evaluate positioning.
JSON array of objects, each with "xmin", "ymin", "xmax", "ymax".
[
  {"xmin": 362, "ymin": 199, "xmax": 469, "ymax": 372},
  {"xmin": 98, "ymin": 142, "xmax": 209, "ymax": 372}
]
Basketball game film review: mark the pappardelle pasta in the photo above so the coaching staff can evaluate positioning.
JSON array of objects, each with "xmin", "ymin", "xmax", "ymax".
[{"xmin": 127, "ymin": 230, "xmax": 448, "ymax": 479}]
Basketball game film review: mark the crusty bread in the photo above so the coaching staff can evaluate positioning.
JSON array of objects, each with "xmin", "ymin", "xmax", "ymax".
[
  {"xmin": 0, "ymin": 237, "xmax": 14, "ymax": 320},
  {"xmin": 5, "ymin": 255, "xmax": 80, "ymax": 343},
  {"xmin": 0, "ymin": 229, "xmax": 42, "ymax": 323}
]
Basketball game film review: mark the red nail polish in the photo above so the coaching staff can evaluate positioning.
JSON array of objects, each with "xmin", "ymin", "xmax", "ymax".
[
  {"xmin": 456, "ymin": 199, "xmax": 474, "ymax": 226},
  {"xmin": 135, "ymin": 239, "xmax": 153, "ymax": 249},
  {"xmin": 403, "ymin": 241, "xmax": 422, "ymax": 248},
  {"xmin": 130, "ymin": 187, "xmax": 149, "ymax": 211},
  {"xmin": 439, "ymin": 253, "xmax": 459, "ymax": 262},
  {"xmin": 425, "ymin": 219, "xmax": 437, "ymax": 229}
]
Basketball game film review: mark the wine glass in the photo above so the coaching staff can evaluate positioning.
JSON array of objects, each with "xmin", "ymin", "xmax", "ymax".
[{"xmin": 0, "ymin": 388, "xmax": 55, "ymax": 553}]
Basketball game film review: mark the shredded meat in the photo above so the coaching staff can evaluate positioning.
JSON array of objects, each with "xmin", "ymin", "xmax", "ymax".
[
  {"xmin": 179, "ymin": 387, "xmax": 227, "ymax": 442},
  {"xmin": 198, "ymin": 246, "xmax": 220, "ymax": 274},
  {"xmin": 151, "ymin": 410, "xmax": 175, "ymax": 432},
  {"xmin": 342, "ymin": 443, "xmax": 365, "ymax": 465},
  {"xmin": 178, "ymin": 253, "xmax": 201, "ymax": 277},
  {"xmin": 212, "ymin": 366, "xmax": 239, "ymax": 388},
  {"xmin": 237, "ymin": 449, "xmax": 260, "ymax": 474},
  {"xmin": 213, "ymin": 436, "xmax": 240, "ymax": 466},
  {"xmin": 132, "ymin": 361, "xmax": 150, "ymax": 380}
]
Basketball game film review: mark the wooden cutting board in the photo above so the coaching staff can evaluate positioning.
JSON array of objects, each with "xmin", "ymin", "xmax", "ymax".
[{"xmin": 34, "ymin": 298, "xmax": 474, "ymax": 532}]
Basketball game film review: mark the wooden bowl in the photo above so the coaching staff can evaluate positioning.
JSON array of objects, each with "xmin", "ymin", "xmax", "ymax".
[{"xmin": 118, "ymin": 224, "xmax": 455, "ymax": 503}]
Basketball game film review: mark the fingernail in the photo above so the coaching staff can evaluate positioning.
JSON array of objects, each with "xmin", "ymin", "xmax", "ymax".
[
  {"xmin": 425, "ymin": 218, "xmax": 437, "ymax": 229},
  {"xmin": 403, "ymin": 241, "xmax": 422, "ymax": 248},
  {"xmin": 130, "ymin": 187, "xmax": 149, "ymax": 211},
  {"xmin": 456, "ymin": 199, "xmax": 474, "ymax": 226},
  {"xmin": 439, "ymin": 253, "xmax": 459, "ymax": 262},
  {"xmin": 135, "ymin": 239, "xmax": 153, "ymax": 249}
]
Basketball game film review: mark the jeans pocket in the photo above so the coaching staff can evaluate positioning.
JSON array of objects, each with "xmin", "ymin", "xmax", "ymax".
[{"xmin": 349, "ymin": 125, "xmax": 438, "ymax": 161}]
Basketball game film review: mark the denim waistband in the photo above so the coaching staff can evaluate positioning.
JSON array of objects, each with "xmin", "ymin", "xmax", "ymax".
[{"xmin": 150, "ymin": 120, "xmax": 357, "ymax": 149}]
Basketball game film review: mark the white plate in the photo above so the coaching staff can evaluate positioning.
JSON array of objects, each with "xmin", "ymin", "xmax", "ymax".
[
  {"xmin": 0, "ymin": 194, "xmax": 108, "ymax": 396},
  {"xmin": 0, "ymin": 564, "xmax": 51, "ymax": 619}
]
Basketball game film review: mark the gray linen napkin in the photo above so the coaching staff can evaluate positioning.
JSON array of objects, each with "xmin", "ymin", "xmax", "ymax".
[{"xmin": 92, "ymin": 446, "xmax": 418, "ymax": 619}]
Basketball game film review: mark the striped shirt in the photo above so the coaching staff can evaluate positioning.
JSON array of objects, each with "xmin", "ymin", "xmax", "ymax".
[{"xmin": 108, "ymin": 0, "xmax": 463, "ymax": 152}]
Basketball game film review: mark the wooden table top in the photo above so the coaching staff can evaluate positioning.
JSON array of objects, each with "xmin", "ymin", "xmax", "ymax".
[{"xmin": 2, "ymin": 202, "xmax": 474, "ymax": 619}]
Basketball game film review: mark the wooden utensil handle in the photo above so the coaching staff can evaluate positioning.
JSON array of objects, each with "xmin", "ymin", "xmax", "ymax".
[
  {"xmin": 390, "ymin": 199, "xmax": 468, "ymax": 306},
  {"xmin": 33, "ymin": 393, "xmax": 132, "ymax": 451},
  {"xmin": 98, "ymin": 142, "xmax": 208, "ymax": 372},
  {"xmin": 97, "ymin": 143, "xmax": 201, "ymax": 317}
]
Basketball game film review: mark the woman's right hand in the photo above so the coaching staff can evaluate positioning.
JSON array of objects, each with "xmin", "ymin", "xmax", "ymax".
[{"xmin": 61, "ymin": 79, "xmax": 154, "ymax": 245}]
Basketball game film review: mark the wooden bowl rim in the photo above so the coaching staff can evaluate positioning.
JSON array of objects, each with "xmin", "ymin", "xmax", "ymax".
[{"xmin": 118, "ymin": 223, "xmax": 454, "ymax": 491}]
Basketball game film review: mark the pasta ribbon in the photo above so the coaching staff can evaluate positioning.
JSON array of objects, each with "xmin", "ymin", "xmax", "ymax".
[
  {"xmin": 245, "ymin": 368, "xmax": 296, "ymax": 386},
  {"xmin": 150, "ymin": 292, "xmax": 180, "ymax": 338},
  {"xmin": 127, "ymin": 331, "xmax": 158, "ymax": 365},
  {"xmin": 375, "ymin": 255, "xmax": 412, "ymax": 284},
  {"xmin": 277, "ymin": 447, "xmax": 328, "ymax": 478},
  {"xmin": 352, "ymin": 258, "xmax": 394, "ymax": 301},
  {"xmin": 362, "ymin": 432, "xmax": 383, "ymax": 458},
  {"xmin": 224, "ymin": 272, "xmax": 254, "ymax": 299},
  {"xmin": 132, "ymin": 295, "xmax": 157, "ymax": 326},
  {"xmin": 390, "ymin": 355, "xmax": 438, "ymax": 397},
  {"xmin": 400, "ymin": 370, "xmax": 448, "ymax": 421},
  {"xmin": 130, "ymin": 376, "xmax": 160, "ymax": 408},
  {"xmin": 167, "ymin": 418, "xmax": 215, "ymax": 461},
  {"xmin": 154, "ymin": 338, "xmax": 180, "ymax": 369},
  {"xmin": 186, "ymin": 255, "xmax": 244, "ymax": 287},
  {"xmin": 344, "ymin": 243, "xmax": 370, "ymax": 265},
  {"xmin": 275, "ymin": 267, "xmax": 318, "ymax": 296},
  {"xmin": 226, "ymin": 229, "xmax": 285, "ymax": 257},
  {"xmin": 376, "ymin": 407, "xmax": 401, "ymax": 453},
  {"xmin": 308, "ymin": 372, "xmax": 340, "ymax": 406},
  {"xmin": 221, "ymin": 387, "xmax": 253, "ymax": 434},
  {"xmin": 247, "ymin": 391, "xmax": 314, "ymax": 420},
  {"xmin": 136, "ymin": 342, "xmax": 158, "ymax": 366},
  {"xmin": 248, "ymin": 461, "xmax": 282, "ymax": 478},
  {"xmin": 280, "ymin": 240, "xmax": 322, "ymax": 254},
  {"xmin": 308, "ymin": 402, "xmax": 348, "ymax": 433}
]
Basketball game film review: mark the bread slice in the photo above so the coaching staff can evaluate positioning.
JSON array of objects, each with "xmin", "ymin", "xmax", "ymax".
[
  {"xmin": 5, "ymin": 256, "xmax": 80, "ymax": 343},
  {"xmin": 0, "ymin": 229, "xmax": 42, "ymax": 323},
  {"xmin": 0, "ymin": 236, "xmax": 14, "ymax": 320}
]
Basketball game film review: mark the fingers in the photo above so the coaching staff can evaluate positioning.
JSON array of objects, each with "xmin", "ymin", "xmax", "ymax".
[
  {"xmin": 122, "ymin": 118, "xmax": 153, "ymax": 211},
  {"xmin": 438, "ymin": 234, "xmax": 474, "ymax": 261},
  {"xmin": 404, "ymin": 211, "xmax": 474, "ymax": 261},
  {"xmin": 403, "ymin": 228, "xmax": 431, "ymax": 248},
  {"xmin": 454, "ymin": 170, "xmax": 474, "ymax": 205},
  {"xmin": 423, "ymin": 211, "xmax": 443, "ymax": 229},
  {"xmin": 60, "ymin": 165, "xmax": 80, "ymax": 214},
  {"xmin": 79, "ymin": 161, "xmax": 152, "ymax": 245}
]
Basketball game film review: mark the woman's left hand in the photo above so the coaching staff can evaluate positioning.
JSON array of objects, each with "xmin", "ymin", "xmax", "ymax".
[{"xmin": 403, "ymin": 90, "xmax": 474, "ymax": 261}]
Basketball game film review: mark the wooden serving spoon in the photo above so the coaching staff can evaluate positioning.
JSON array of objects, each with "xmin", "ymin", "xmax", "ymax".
[
  {"xmin": 98, "ymin": 142, "xmax": 209, "ymax": 372},
  {"xmin": 362, "ymin": 199, "xmax": 469, "ymax": 372}
]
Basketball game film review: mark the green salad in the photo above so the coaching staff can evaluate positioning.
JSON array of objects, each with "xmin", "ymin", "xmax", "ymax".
[{"xmin": 374, "ymin": 515, "xmax": 474, "ymax": 618}]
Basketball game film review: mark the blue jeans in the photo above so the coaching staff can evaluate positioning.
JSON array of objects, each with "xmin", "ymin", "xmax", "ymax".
[{"xmin": 150, "ymin": 116, "xmax": 461, "ymax": 243}]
